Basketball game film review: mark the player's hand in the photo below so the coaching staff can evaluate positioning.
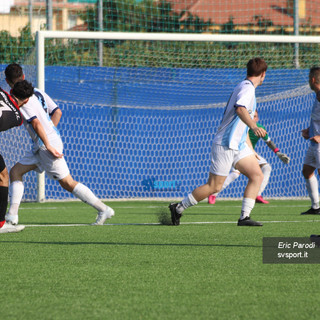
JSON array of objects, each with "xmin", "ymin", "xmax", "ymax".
[
  {"xmin": 301, "ymin": 128, "xmax": 310, "ymax": 139},
  {"xmin": 276, "ymin": 152, "xmax": 290, "ymax": 164},
  {"xmin": 310, "ymin": 135, "xmax": 320, "ymax": 143},
  {"xmin": 47, "ymin": 145, "xmax": 63, "ymax": 158},
  {"xmin": 252, "ymin": 126, "xmax": 267, "ymax": 138}
]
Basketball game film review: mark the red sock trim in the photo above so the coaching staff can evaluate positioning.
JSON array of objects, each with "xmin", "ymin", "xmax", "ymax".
[
  {"xmin": 0, "ymin": 220, "xmax": 5, "ymax": 228},
  {"xmin": 274, "ymin": 148, "xmax": 280, "ymax": 153}
]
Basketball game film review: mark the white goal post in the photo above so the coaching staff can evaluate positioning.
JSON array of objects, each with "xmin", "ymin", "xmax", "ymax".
[{"xmin": 34, "ymin": 31, "xmax": 320, "ymax": 202}]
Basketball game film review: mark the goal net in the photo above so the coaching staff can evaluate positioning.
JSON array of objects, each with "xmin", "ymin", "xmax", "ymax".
[{"xmin": 1, "ymin": 31, "xmax": 319, "ymax": 201}]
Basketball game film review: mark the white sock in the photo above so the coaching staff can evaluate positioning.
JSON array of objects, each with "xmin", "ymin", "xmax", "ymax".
[
  {"xmin": 305, "ymin": 175, "xmax": 319, "ymax": 209},
  {"xmin": 177, "ymin": 193, "xmax": 198, "ymax": 214},
  {"xmin": 8, "ymin": 181, "xmax": 24, "ymax": 216},
  {"xmin": 72, "ymin": 183, "xmax": 108, "ymax": 212},
  {"xmin": 240, "ymin": 198, "xmax": 255, "ymax": 220},
  {"xmin": 258, "ymin": 164, "xmax": 271, "ymax": 196}
]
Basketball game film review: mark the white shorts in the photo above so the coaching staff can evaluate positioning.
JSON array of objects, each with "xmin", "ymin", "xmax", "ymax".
[
  {"xmin": 304, "ymin": 144, "xmax": 320, "ymax": 169},
  {"xmin": 257, "ymin": 154, "xmax": 268, "ymax": 166},
  {"xmin": 19, "ymin": 144, "xmax": 70, "ymax": 181},
  {"xmin": 230, "ymin": 153, "xmax": 268, "ymax": 175},
  {"xmin": 209, "ymin": 143, "xmax": 254, "ymax": 176}
]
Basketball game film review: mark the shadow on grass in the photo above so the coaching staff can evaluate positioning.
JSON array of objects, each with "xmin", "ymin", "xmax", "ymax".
[{"xmin": 1, "ymin": 240, "xmax": 261, "ymax": 248}]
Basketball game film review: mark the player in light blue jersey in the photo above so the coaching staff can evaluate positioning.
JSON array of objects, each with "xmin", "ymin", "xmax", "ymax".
[
  {"xmin": 301, "ymin": 67, "xmax": 320, "ymax": 215},
  {"xmin": 208, "ymin": 110, "xmax": 290, "ymax": 205},
  {"xmin": 4, "ymin": 64, "xmax": 114, "ymax": 226},
  {"xmin": 169, "ymin": 58, "xmax": 268, "ymax": 226}
]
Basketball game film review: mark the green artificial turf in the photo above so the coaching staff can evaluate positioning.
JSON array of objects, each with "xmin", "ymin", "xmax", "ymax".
[{"xmin": 1, "ymin": 200, "xmax": 320, "ymax": 320}]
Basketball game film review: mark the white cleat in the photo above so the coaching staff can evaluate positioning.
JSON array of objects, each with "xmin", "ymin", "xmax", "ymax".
[
  {"xmin": 0, "ymin": 222, "xmax": 25, "ymax": 234},
  {"xmin": 92, "ymin": 207, "xmax": 115, "ymax": 226},
  {"xmin": 5, "ymin": 213, "xmax": 19, "ymax": 225}
]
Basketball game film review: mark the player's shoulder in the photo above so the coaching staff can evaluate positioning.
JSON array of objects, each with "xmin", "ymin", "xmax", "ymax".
[{"xmin": 236, "ymin": 79, "xmax": 255, "ymax": 94}]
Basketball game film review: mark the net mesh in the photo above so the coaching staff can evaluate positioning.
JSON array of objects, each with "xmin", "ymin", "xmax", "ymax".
[{"xmin": 0, "ymin": 37, "xmax": 317, "ymax": 201}]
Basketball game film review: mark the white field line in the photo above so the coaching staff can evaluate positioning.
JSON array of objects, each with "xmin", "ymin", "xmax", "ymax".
[
  {"xmin": 24, "ymin": 220, "xmax": 320, "ymax": 227},
  {"xmin": 19, "ymin": 204, "xmax": 311, "ymax": 211}
]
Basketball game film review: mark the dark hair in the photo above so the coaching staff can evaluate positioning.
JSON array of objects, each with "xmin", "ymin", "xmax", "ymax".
[
  {"xmin": 5, "ymin": 63, "xmax": 24, "ymax": 84},
  {"xmin": 310, "ymin": 67, "xmax": 320, "ymax": 84},
  {"xmin": 247, "ymin": 58, "xmax": 268, "ymax": 77},
  {"xmin": 12, "ymin": 80, "xmax": 34, "ymax": 100}
]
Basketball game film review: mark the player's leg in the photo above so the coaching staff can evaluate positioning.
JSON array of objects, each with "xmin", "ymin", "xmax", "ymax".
[
  {"xmin": 5, "ymin": 162, "xmax": 36, "ymax": 225},
  {"xmin": 235, "ymin": 152, "xmax": 264, "ymax": 226},
  {"xmin": 301, "ymin": 164, "xmax": 319, "ymax": 214},
  {"xmin": 58, "ymin": 174, "xmax": 114, "ymax": 225},
  {"xmin": 169, "ymin": 144, "xmax": 231, "ymax": 225},
  {"xmin": 256, "ymin": 156, "xmax": 272, "ymax": 204},
  {"xmin": 301, "ymin": 146, "xmax": 320, "ymax": 215},
  {"xmin": 169, "ymin": 173, "xmax": 226, "ymax": 225},
  {"xmin": 0, "ymin": 155, "xmax": 25, "ymax": 233},
  {"xmin": 37, "ymin": 148, "xmax": 115, "ymax": 225},
  {"xmin": 208, "ymin": 168, "xmax": 240, "ymax": 204}
]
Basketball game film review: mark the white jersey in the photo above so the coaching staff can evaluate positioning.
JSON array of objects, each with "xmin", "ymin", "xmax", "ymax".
[
  {"xmin": 212, "ymin": 79, "xmax": 256, "ymax": 150},
  {"xmin": 309, "ymin": 96, "xmax": 320, "ymax": 148},
  {"xmin": 19, "ymin": 88, "xmax": 61, "ymax": 152}
]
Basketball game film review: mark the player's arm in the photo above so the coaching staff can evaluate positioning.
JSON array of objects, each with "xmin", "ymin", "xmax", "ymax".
[
  {"xmin": 41, "ymin": 90, "xmax": 61, "ymax": 127},
  {"xmin": 50, "ymin": 108, "xmax": 62, "ymax": 127},
  {"xmin": 265, "ymin": 138, "xmax": 290, "ymax": 164},
  {"xmin": 310, "ymin": 135, "xmax": 320, "ymax": 143},
  {"xmin": 235, "ymin": 106, "xmax": 266, "ymax": 137},
  {"xmin": 30, "ymin": 118, "xmax": 63, "ymax": 158}
]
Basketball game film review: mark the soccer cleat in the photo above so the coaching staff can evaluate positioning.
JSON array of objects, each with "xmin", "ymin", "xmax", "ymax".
[
  {"xmin": 208, "ymin": 195, "xmax": 216, "ymax": 204},
  {"xmin": 310, "ymin": 235, "xmax": 320, "ymax": 247},
  {"xmin": 0, "ymin": 222, "xmax": 25, "ymax": 234},
  {"xmin": 255, "ymin": 196, "xmax": 269, "ymax": 204},
  {"xmin": 301, "ymin": 207, "xmax": 320, "ymax": 215},
  {"xmin": 5, "ymin": 213, "xmax": 19, "ymax": 225},
  {"xmin": 92, "ymin": 207, "xmax": 115, "ymax": 225},
  {"xmin": 169, "ymin": 203, "xmax": 182, "ymax": 226},
  {"xmin": 237, "ymin": 216, "xmax": 263, "ymax": 226}
]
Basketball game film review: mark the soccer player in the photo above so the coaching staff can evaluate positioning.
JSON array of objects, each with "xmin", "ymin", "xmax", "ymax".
[
  {"xmin": 301, "ymin": 67, "xmax": 320, "ymax": 215},
  {"xmin": 208, "ymin": 110, "xmax": 290, "ymax": 205},
  {"xmin": 4, "ymin": 63, "xmax": 114, "ymax": 226},
  {"xmin": 169, "ymin": 58, "xmax": 268, "ymax": 226},
  {"xmin": 0, "ymin": 80, "xmax": 34, "ymax": 233}
]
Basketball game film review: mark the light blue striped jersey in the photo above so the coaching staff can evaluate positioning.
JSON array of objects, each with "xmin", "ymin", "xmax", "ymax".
[
  {"xmin": 309, "ymin": 96, "xmax": 320, "ymax": 147},
  {"xmin": 213, "ymin": 79, "xmax": 256, "ymax": 150}
]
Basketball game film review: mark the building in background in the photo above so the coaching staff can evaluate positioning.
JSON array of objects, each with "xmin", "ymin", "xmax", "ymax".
[{"xmin": 0, "ymin": 0, "xmax": 95, "ymax": 36}]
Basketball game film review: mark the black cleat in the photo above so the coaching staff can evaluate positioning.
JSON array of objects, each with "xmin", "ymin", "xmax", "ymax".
[
  {"xmin": 169, "ymin": 203, "xmax": 182, "ymax": 226},
  {"xmin": 310, "ymin": 235, "xmax": 320, "ymax": 247},
  {"xmin": 301, "ymin": 208, "xmax": 320, "ymax": 215},
  {"xmin": 237, "ymin": 216, "xmax": 263, "ymax": 226}
]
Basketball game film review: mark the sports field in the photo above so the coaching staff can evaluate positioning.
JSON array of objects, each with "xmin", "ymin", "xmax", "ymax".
[{"xmin": 1, "ymin": 200, "xmax": 320, "ymax": 320}]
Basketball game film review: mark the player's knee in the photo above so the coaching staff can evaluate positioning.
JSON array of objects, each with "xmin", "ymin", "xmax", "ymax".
[
  {"xmin": 0, "ymin": 168, "xmax": 9, "ymax": 186},
  {"xmin": 250, "ymin": 170, "xmax": 264, "ymax": 184},
  {"xmin": 302, "ymin": 168, "xmax": 312, "ymax": 179},
  {"xmin": 59, "ymin": 175, "xmax": 77, "ymax": 192},
  {"xmin": 9, "ymin": 166, "xmax": 21, "ymax": 182}
]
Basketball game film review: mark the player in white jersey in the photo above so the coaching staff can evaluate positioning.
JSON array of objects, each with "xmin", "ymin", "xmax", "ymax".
[
  {"xmin": 208, "ymin": 110, "xmax": 290, "ymax": 205},
  {"xmin": 169, "ymin": 58, "xmax": 268, "ymax": 226},
  {"xmin": 4, "ymin": 63, "xmax": 114, "ymax": 226},
  {"xmin": 0, "ymin": 80, "xmax": 34, "ymax": 233},
  {"xmin": 301, "ymin": 67, "xmax": 320, "ymax": 215}
]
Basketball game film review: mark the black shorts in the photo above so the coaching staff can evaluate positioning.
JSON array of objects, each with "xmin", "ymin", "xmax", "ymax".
[{"xmin": 0, "ymin": 154, "xmax": 6, "ymax": 172}]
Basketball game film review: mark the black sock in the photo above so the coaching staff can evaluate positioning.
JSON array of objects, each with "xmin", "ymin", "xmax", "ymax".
[{"xmin": 0, "ymin": 186, "xmax": 8, "ymax": 222}]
